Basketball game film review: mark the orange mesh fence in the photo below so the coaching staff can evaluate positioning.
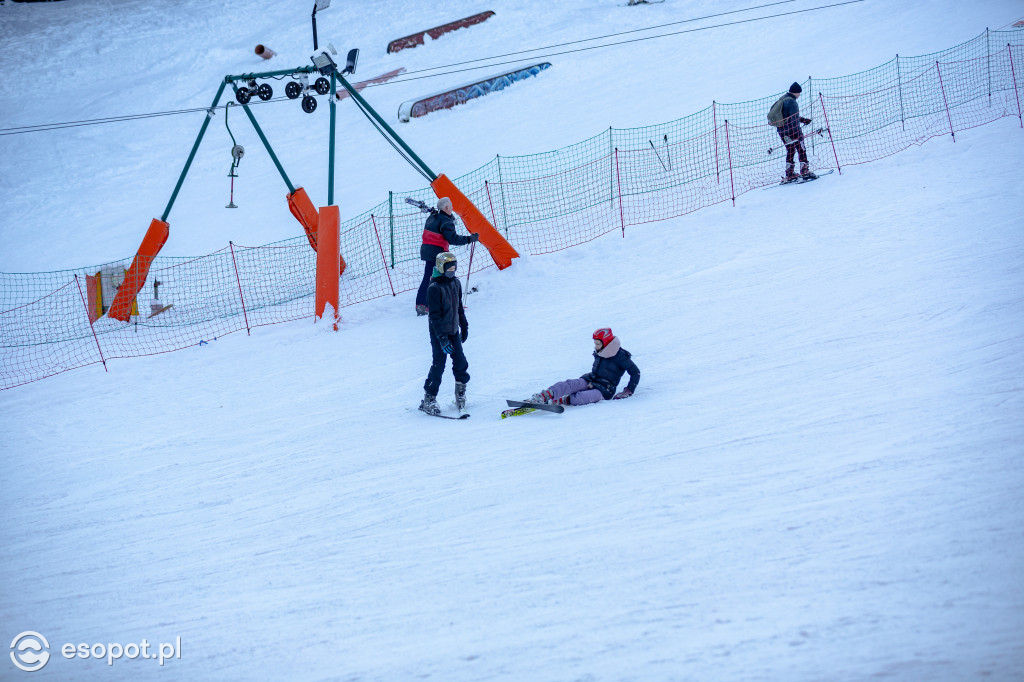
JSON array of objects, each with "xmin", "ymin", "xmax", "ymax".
[{"xmin": 3, "ymin": 30, "xmax": 1022, "ymax": 389}]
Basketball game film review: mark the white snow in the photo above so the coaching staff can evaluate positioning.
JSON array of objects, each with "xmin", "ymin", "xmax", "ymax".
[{"xmin": 2, "ymin": 0, "xmax": 1023, "ymax": 680}]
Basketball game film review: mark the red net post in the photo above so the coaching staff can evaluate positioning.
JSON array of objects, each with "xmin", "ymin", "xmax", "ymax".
[
  {"xmin": 229, "ymin": 241, "xmax": 251, "ymax": 335},
  {"xmin": 724, "ymin": 120, "xmax": 736, "ymax": 206},
  {"xmin": 936, "ymin": 61, "xmax": 956, "ymax": 141},
  {"xmin": 1010, "ymin": 44, "xmax": 1023, "ymax": 127},
  {"xmin": 74, "ymin": 274, "xmax": 107, "ymax": 372},
  {"xmin": 614, "ymin": 148, "xmax": 625, "ymax": 238},
  {"xmin": 369, "ymin": 215, "xmax": 396, "ymax": 297},
  {"xmin": 818, "ymin": 93, "xmax": 843, "ymax": 174}
]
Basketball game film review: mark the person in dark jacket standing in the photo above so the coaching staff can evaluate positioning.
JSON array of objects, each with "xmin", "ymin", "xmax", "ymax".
[
  {"xmin": 415, "ymin": 197, "xmax": 479, "ymax": 316},
  {"xmin": 774, "ymin": 82, "xmax": 816, "ymax": 181},
  {"xmin": 419, "ymin": 252, "xmax": 471, "ymax": 415},
  {"xmin": 527, "ymin": 328, "xmax": 640, "ymax": 406}
]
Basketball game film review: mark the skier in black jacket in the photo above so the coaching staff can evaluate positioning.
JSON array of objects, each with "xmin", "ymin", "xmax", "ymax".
[
  {"xmin": 527, "ymin": 328, "xmax": 640, "ymax": 406},
  {"xmin": 774, "ymin": 82, "xmax": 816, "ymax": 181},
  {"xmin": 415, "ymin": 197, "xmax": 479, "ymax": 316},
  {"xmin": 419, "ymin": 252, "xmax": 470, "ymax": 415}
]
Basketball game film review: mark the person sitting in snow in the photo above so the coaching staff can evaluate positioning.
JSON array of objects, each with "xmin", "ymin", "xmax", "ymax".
[{"xmin": 528, "ymin": 328, "xmax": 640, "ymax": 406}]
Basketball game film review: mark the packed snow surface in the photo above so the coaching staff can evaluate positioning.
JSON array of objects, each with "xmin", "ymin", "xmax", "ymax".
[{"xmin": 1, "ymin": 0, "xmax": 1022, "ymax": 680}]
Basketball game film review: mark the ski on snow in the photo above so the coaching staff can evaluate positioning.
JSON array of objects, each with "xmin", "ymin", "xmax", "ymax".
[
  {"xmin": 501, "ymin": 400, "xmax": 565, "ymax": 419},
  {"xmin": 764, "ymin": 168, "xmax": 834, "ymax": 189}
]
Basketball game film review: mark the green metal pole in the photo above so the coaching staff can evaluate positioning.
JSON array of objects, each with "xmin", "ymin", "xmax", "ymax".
[
  {"xmin": 226, "ymin": 66, "xmax": 318, "ymax": 82},
  {"xmin": 231, "ymin": 83, "xmax": 296, "ymax": 194},
  {"xmin": 162, "ymin": 80, "xmax": 227, "ymax": 221},
  {"xmin": 335, "ymin": 74, "xmax": 437, "ymax": 180},
  {"xmin": 328, "ymin": 72, "xmax": 337, "ymax": 206}
]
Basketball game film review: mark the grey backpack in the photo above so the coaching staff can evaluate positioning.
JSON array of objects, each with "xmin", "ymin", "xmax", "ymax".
[{"xmin": 767, "ymin": 95, "xmax": 788, "ymax": 127}]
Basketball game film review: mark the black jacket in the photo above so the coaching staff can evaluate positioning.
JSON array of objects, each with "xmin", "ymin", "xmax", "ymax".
[
  {"xmin": 420, "ymin": 211, "xmax": 474, "ymax": 263},
  {"xmin": 426, "ymin": 275, "xmax": 467, "ymax": 338},
  {"xmin": 780, "ymin": 93, "xmax": 804, "ymax": 140},
  {"xmin": 582, "ymin": 348, "xmax": 640, "ymax": 400}
]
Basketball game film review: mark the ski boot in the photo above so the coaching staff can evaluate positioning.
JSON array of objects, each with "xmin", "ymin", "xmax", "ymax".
[
  {"xmin": 529, "ymin": 389, "xmax": 555, "ymax": 404},
  {"xmin": 455, "ymin": 382, "xmax": 467, "ymax": 411},
  {"xmin": 418, "ymin": 392, "xmax": 441, "ymax": 416},
  {"xmin": 800, "ymin": 163, "xmax": 817, "ymax": 181},
  {"xmin": 783, "ymin": 163, "xmax": 800, "ymax": 183}
]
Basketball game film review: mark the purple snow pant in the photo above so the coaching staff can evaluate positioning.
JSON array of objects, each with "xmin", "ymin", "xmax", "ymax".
[{"xmin": 548, "ymin": 378, "xmax": 604, "ymax": 406}]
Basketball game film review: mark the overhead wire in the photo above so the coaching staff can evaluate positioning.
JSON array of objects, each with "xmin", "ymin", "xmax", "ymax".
[{"xmin": 0, "ymin": 0, "xmax": 864, "ymax": 137}]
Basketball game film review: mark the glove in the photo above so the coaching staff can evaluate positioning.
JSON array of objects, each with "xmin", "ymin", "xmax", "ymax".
[
  {"xmin": 438, "ymin": 335, "xmax": 453, "ymax": 355},
  {"xmin": 469, "ymin": 233, "xmax": 480, "ymax": 243},
  {"xmin": 460, "ymin": 324, "xmax": 468, "ymax": 343},
  {"xmin": 613, "ymin": 389, "xmax": 632, "ymax": 400},
  {"xmin": 800, "ymin": 117, "xmax": 812, "ymax": 125}
]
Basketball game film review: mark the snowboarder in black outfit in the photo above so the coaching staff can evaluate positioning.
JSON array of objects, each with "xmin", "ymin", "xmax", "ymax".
[
  {"xmin": 419, "ymin": 252, "xmax": 470, "ymax": 415},
  {"xmin": 527, "ymin": 328, "xmax": 640, "ymax": 406},
  {"xmin": 415, "ymin": 197, "xmax": 479, "ymax": 316},
  {"xmin": 769, "ymin": 82, "xmax": 817, "ymax": 182}
]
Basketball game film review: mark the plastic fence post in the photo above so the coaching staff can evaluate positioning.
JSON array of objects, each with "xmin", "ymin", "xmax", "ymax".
[
  {"xmin": 370, "ymin": 215, "xmax": 396, "ymax": 297},
  {"xmin": 713, "ymin": 101, "xmax": 720, "ymax": 182},
  {"xmin": 724, "ymin": 120, "xmax": 735, "ymax": 207},
  {"xmin": 74, "ymin": 275, "xmax": 107, "ymax": 372},
  {"xmin": 819, "ymin": 93, "xmax": 842, "ymax": 174},
  {"xmin": 986, "ymin": 28, "xmax": 992, "ymax": 103},
  {"xmin": 388, "ymin": 192, "xmax": 395, "ymax": 267},
  {"xmin": 484, "ymin": 180, "xmax": 499, "ymax": 227},
  {"xmin": 229, "ymin": 241, "xmax": 251, "ymax": 335},
  {"xmin": 936, "ymin": 61, "xmax": 956, "ymax": 141},
  {"xmin": 896, "ymin": 54, "xmax": 906, "ymax": 131},
  {"xmin": 1010, "ymin": 44, "xmax": 1023, "ymax": 128},
  {"xmin": 609, "ymin": 127, "xmax": 614, "ymax": 206},
  {"xmin": 614, "ymin": 148, "xmax": 625, "ymax": 237},
  {"xmin": 496, "ymin": 155, "xmax": 511, "ymax": 236}
]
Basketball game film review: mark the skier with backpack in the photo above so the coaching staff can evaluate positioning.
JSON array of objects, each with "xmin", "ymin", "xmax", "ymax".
[
  {"xmin": 525, "ymin": 328, "xmax": 640, "ymax": 407},
  {"xmin": 768, "ymin": 82, "xmax": 817, "ymax": 182},
  {"xmin": 419, "ymin": 252, "xmax": 471, "ymax": 416}
]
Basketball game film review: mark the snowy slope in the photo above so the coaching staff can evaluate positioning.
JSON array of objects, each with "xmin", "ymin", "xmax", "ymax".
[{"xmin": 2, "ymin": 0, "xmax": 1024, "ymax": 680}]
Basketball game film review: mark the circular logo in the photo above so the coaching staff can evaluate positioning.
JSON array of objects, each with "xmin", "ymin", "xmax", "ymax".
[{"xmin": 10, "ymin": 632, "xmax": 50, "ymax": 672}]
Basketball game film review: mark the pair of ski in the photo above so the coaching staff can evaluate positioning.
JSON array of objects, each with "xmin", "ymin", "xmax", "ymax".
[
  {"xmin": 422, "ymin": 399, "xmax": 564, "ymax": 420},
  {"xmin": 767, "ymin": 168, "xmax": 834, "ymax": 188}
]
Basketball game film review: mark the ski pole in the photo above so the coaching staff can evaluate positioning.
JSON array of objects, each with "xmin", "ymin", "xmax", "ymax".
[
  {"xmin": 463, "ymin": 239, "xmax": 476, "ymax": 307},
  {"xmin": 649, "ymin": 140, "xmax": 668, "ymax": 172}
]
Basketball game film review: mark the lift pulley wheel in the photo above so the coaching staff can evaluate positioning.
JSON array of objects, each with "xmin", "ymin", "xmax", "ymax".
[
  {"xmin": 257, "ymin": 83, "xmax": 273, "ymax": 101},
  {"xmin": 285, "ymin": 81, "xmax": 302, "ymax": 99},
  {"xmin": 302, "ymin": 95, "xmax": 318, "ymax": 113},
  {"xmin": 235, "ymin": 87, "xmax": 251, "ymax": 104},
  {"xmin": 314, "ymin": 77, "xmax": 331, "ymax": 95}
]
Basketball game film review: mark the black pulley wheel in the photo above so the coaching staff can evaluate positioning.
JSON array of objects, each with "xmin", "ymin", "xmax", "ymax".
[
  {"xmin": 235, "ymin": 87, "xmax": 251, "ymax": 104},
  {"xmin": 314, "ymin": 77, "xmax": 331, "ymax": 95},
  {"xmin": 257, "ymin": 83, "xmax": 273, "ymax": 101},
  {"xmin": 285, "ymin": 81, "xmax": 302, "ymax": 99},
  {"xmin": 301, "ymin": 95, "xmax": 318, "ymax": 113}
]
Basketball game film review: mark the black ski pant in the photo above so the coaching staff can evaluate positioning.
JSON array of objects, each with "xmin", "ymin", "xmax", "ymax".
[
  {"xmin": 779, "ymin": 129, "xmax": 808, "ymax": 168},
  {"xmin": 415, "ymin": 261, "xmax": 433, "ymax": 307},
  {"xmin": 424, "ymin": 332, "xmax": 469, "ymax": 397}
]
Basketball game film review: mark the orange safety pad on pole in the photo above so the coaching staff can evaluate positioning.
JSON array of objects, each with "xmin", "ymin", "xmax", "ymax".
[
  {"xmin": 288, "ymin": 187, "xmax": 346, "ymax": 276},
  {"xmin": 430, "ymin": 174, "xmax": 519, "ymax": 270},
  {"xmin": 107, "ymin": 218, "xmax": 169, "ymax": 322},
  {"xmin": 315, "ymin": 205, "xmax": 340, "ymax": 329}
]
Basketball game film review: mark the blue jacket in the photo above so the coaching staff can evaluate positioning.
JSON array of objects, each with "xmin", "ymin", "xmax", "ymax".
[
  {"xmin": 780, "ymin": 94, "xmax": 804, "ymax": 139},
  {"xmin": 582, "ymin": 346, "xmax": 640, "ymax": 400}
]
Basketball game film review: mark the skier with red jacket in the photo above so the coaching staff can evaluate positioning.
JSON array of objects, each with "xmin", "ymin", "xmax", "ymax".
[
  {"xmin": 527, "ymin": 328, "xmax": 640, "ymax": 406},
  {"xmin": 415, "ymin": 197, "xmax": 478, "ymax": 316}
]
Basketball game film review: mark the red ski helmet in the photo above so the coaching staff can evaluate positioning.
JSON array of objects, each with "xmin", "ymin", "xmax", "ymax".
[{"xmin": 592, "ymin": 327, "xmax": 614, "ymax": 348}]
